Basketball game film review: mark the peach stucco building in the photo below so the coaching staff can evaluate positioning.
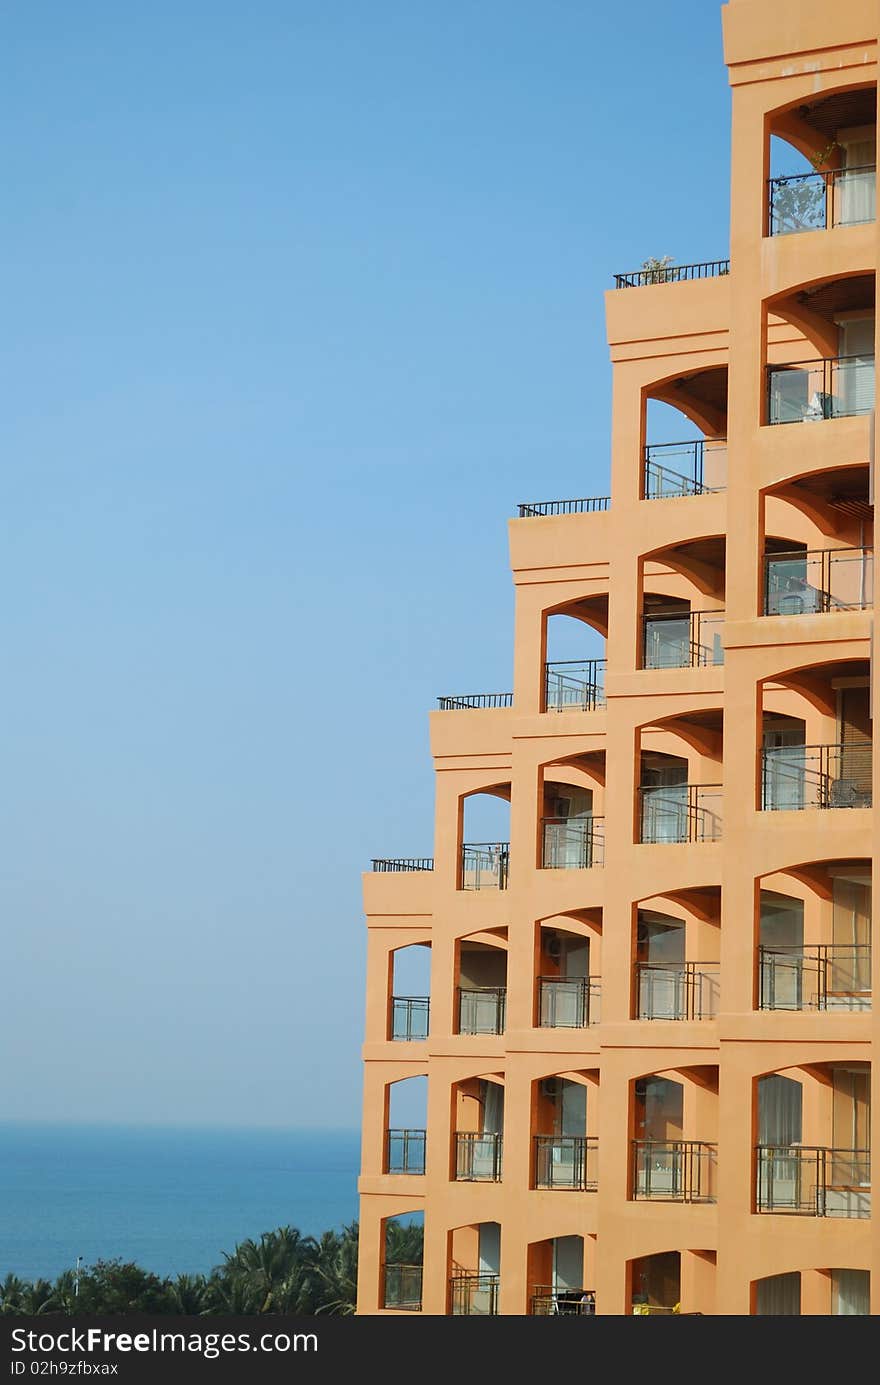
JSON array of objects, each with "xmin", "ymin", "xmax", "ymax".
[{"xmin": 357, "ymin": 0, "xmax": 877, "ymax": 1316}]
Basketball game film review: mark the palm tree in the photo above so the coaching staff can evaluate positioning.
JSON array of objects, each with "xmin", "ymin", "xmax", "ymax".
[
  {"xmin": 312, "ymin": 1223, "xmax": 358, "ymax": 1315},
  {"xmin": 217, "ymin": 1227, "xmax": 318, "ymax": 1314},
  {"xmin": 165, "ymin": 1274, "xmax": 211, "ymax": 1314}
]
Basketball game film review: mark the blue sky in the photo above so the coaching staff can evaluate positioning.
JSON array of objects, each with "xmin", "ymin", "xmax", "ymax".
[{"xmin": 2, "ymin": 1, "xmax": 731, "ymax": 1127}]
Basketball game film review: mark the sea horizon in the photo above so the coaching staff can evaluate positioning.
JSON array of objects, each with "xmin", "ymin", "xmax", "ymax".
[{"xmin": 0, "ymin": 1121, "xmax": 361, "ymax": 1283}]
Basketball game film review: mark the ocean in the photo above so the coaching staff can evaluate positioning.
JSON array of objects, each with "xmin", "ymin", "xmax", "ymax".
[{"xmin": 0, "ymin": 1123, "xmax": 361, "ymax": 1282}]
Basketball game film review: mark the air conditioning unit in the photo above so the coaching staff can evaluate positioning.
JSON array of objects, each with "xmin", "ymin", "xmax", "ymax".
[
  {"xmin": 545, "ymin": 933, "xmax": 562, "ymax": 960},
  {"xmin": 540, "ymin": 1077, "xmax": 561, "ymax": 1100}
]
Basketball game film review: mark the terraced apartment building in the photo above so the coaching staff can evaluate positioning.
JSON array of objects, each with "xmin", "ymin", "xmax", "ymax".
[{"xmin": 357, "ymin": 0, "xmax": 877, "ymax": 1316}]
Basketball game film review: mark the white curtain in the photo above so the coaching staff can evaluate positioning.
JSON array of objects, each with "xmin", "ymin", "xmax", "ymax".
[
  {"xmin": 832, "ymin": 1269, "xmax": 870, "ymax": 1315},
  {"xmin": 838, "ymin": 140, "xmax": 876, "ymax": 225},
  {"xmin": 482, "ymin": 1081, "xmax": 504, "ymax": 1134},
  {"xmin": 756, "ymin": 1272, "xmax": 801, "ymax": 1315}
]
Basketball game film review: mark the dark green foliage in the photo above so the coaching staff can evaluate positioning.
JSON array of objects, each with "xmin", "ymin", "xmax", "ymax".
[{"xmin": 0, "ymin": 1221, "xmax": 424, "ymax": 1317}]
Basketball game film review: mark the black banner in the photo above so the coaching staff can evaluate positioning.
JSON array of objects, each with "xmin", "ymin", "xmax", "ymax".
[{"xmin": 0, "ymin": 1313, "xmax": 865, "ymax": 1380}]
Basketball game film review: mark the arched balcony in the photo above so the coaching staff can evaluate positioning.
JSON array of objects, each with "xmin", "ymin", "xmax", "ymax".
[
  {"xmin": 448, "ymin": 1222, "xmax": 501, "ymax": 1315},
  {"xmin": 455, "ymin": 931, "xmax": 507, "ymax": 1036},
  {"xmin": 452, "ymin": 1075, "xmax": 504, "ymax": 1183},
  {"xmin": 543, "ymin": 598, "xmax": 607, "ymax": 713},
  {"xmin": 630, "ymin": 1068, "xmax": 718, "ymax": 1204},
  {"xmin": 535, "ymin": 913, "xmax": 602, "ymax": 1028},
  {"xmin": 633, "ymin": 889, "xmax": 720, "ymax": 1021},
  {"xmin": 389, "ymin": 942, "xmax": 431, "ymax": 1041},
  {"xmin": 531, "ymin": 1071, "xmax": 598, "ymax": 1192},
  {"xmin": 381, "ymin": 1212, "xmax": 424, "ymax": 1312},
  {"xmin": 637, "ymin": 708, "xmax": 724, "ymax": 844},
  {"xmin": 458, "ymin": 787, "xmax": 511, "ymax": 891},
  {"xmin": 765, "ymin": 273, "xmax": 875, "ymax": 426},
  {"xmin": 642, "ymin": 392, "xmax": 728, "ymax": 500},
  {"xmin": 384, "ymin": 1076, "xmax": 428, "ymax": 1176},
  {"xmin": 766, "ymin": 87, "xmax": 876, "ymax": 238},
  {"xmin": 540, "ymin": 757, "xmax": 605, "ymax": 869},
  {"xmin": 755, "ymin": 1064, "xmax": 871, "ymax": 1218},
  {"xmin": 760, "ymin": 658, "xmax": 871, "ymax": 812},
  {"xmin": 757, "ymin": 862, "xmax": 871, "ymax": 1013},
  {"xmin": 753, "ymin": 1267, "xmax": 870, "ymax": 1315},
  {"xmin": 528, "ymin": 1235, "xmax": 594, "ymax": 1316}
]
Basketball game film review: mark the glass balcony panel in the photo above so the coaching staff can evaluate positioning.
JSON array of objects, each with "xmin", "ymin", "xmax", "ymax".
[
  {"xmin": 383, "ymin": 1264, "xmax": 422, "ymax": 1311},
  {"xmin": 391, "ymin": 996, "xmax": 429, "ymax": 1041},
  {"xmin": 538, "ymin": 977, "xmax": 600, "ymax": 1027},
  {"xmin": 458, "ymin": 987, "xmax": 506, "ymax": 1035},
  {"xmin": 450, "ymin": 1274, "xmax": 500, "ymax": 1315},
  {"xmin": 542, "ymin": 816, "xmax": 604, "ymax": 868},
  {"xmin": 768, "ymin": 357, "xmax": 875, "ymax": 423}
]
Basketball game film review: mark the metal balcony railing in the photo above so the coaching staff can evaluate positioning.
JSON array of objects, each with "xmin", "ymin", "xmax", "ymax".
[
  {"xmin": 457, "ymin": 986, "xmax": 506, "ymax": 1035},
  {"xmin": 767, "ymin": 354, "xmax": 875, "ymax": 423},
  {"xmin": 635, "ymin": 962, "xmax": 720, "ymax": 1020},
  {"xmin": 385, "ymin": 1128, "xmax": 426, "ymax": 1175},
  {"xmin": 449, "ymin": 1273, "xmax": 500, "ymax": 1315},
  {"xmin": 764, "ymin": 547, "xmax": 873, "ymax": 615},
  {"xmin": 638, "ymin": 785, "xmax": 723, "ymax": 843},
  {"xmin": 390, "ymin": 995, "xmax": 430, "ymax": 1040},
  {"xmin": 531, "ymin": 1286, "xmax": 596, "ymax": 1316},
  {"xmin": 613, "ymin": 259, "xmax": 729, "ymax": 288},
  {"xmin": 538, "ymin": 976, "xmax": 601, "ymax": 1028},
  {"xmin": 761, "ymin": 743, "xmax": 873, "ymax": 810},
  {"xmin": 460, "ymin": 842, "xmax": 509, "ymax": 890},
  {"xmin": 455, "ymin": 1132, "xmax": 503, "ymax": 1182},
  {"xmin": 544, "ymin": 659, "xmax": 606, "ymax": 711},
  {"xmin": 768, "ymin": 165, "xmax": 876, "ymax": 236},
  {"xmin": 758, "ymin": 945, "xmax": 872, "ymax": 1012},
  {"xmin": 541, "ymin": 816, "xmax": 605, "ymax": 868},
  {"xmin": 632, "ymin": 1140, "xmax": 717, "ymax": 1202},
  {"xmin": 437, "ymin": 692, "xmax": 513, "ymax": 710},
  {"xmin": 517, "ymin": 496, "xmax": 610, "ymax": 518},
  {"xmin": 644, "ymin": 439, "xmax": 727, "ymax": 498},
  {"xmin": 534, "ymin": 1135, "xmax": 598, "ymax": 1191},
  {"xmin": 643, "ymin": 609, "xmax": 724, "ymax": 668},
  {"xmin": 383, "ymin": 1263, "xmax": 423, "ymax": 1311},
  {"xmin": 371, "ymin": 857, "xmax": 434, "ymax": 872},
  {"xmin": 756, "ymin": 1146, "xmax": 871, "ymax": 1218}
]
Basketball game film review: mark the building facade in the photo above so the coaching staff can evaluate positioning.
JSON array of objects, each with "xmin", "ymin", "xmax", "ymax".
[{"xmin": 357, "ymin": 0, "xmax": 877, "ymax": 1316}]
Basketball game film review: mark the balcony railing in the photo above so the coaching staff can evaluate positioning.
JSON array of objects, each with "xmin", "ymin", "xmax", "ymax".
[
  {"xmin": 538, "ymin": 976, "xmax": 601, "ymax": 1028},
  {"xmin": 371, "ymin": 857, "xmax": 434, "ymax": 872},
  {"xmin": 385, "ymin": 1128, "xmax": 426, "ymax": 1175},
  {"xmin": 639, "ymin": 785, "xmax": 723, "ymax": 843},
  {"xmin": 450, "ymin": 1273, "xmax": 500, "ymax": 1315},
  {"xmin": 391, "ymin": 995, "xmax": 430, "ymax": 1041},
  {"xmin": 534, "ymin": 1135, "xmax": 598, "ymax": 1191},
  {"xmin": 764, "ymin": 547, "xmax": 873, "ymax": 615},
  {"xmin": 613, "ymin": 259, "xmax": 730, "ymax": 288},
  {"xmin": 383, "ymin": 1263, "xmax": 422, "ymax": 1311},
  {"xmin": 635, "ymin": 962, "xmax": 720, "ymax": 1020},
  {"xmin": 545, "ymin": 659, "xmax": 606, "ymax": 711},
  {"xmin": 458, "ymin": 985, "xmax": 506, "ymax": 1035},
  {"xmin": 758, "ymin": 945, "xmax": 871, "ymax": 1012},
  {"xmin": 437, "ymin": 692, "xmax": 513, "ymax": 710},
  {"xmin": 460, "ymin": 842, "xmax": 509, "ymax": 890},
  {"xmin": 761, "ymin": 743, "xmax": 873, "ymax": 810},
  {"xmin": 517, "ymin": 496, "xmax": 610, "ymax": 518},
  {"xmin": 643, "ymin": 609, "xmax": 724, "ymax": 668},
  {"xmin": 531, "ymin": 1286, "xmax": 596, "ymax": 1316},
  {"xmin": 768, "ymin": 166, "xmax": 876, "ymax": 236},
  {"xmin": 455, "ymin": 1132, "xmax": 503, "ymax": 1182},
  {"xmin": 767, "ymin": 355, "xmax": 875, "ymax": 423},
  {"xmin": 644, "ymin": 440, "xmax": 727, "ymax": 499},
  {"xmin": 542, "ymin": 816, "xmax": 605, "ymax": 868},
  {"xmin": 756, "ymin": 1146, "xmax": 871, "ymax": 1217},
  {"xmin": 632, "ymin": 1140, "xmax": 717, "ymax": 1202}
]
